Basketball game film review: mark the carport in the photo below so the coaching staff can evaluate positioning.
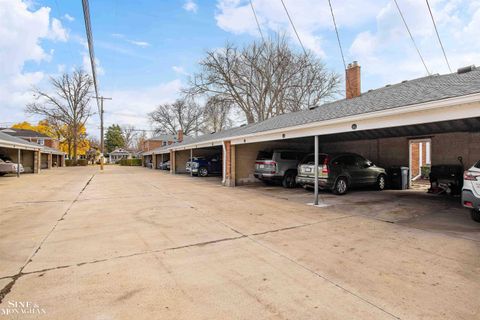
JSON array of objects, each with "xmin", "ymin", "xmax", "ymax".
[
  {"xmin": 41, "ymin": 147, "xmax": 66, "ymax": 169},
  {"xmin": 170, "ymin": 140, "xmax": 223, "ymax": 181},
  {"xmin": 149, "ymin": 146, "xmax": 170, "ymax": 170},
  {"xmin": 0, "ymin": 131, "xmax": 42, "ymax": 175}
]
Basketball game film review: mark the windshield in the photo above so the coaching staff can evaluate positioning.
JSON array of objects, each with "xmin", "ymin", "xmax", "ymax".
[
  {"xmin": 301, "ymin": 154, "xmax": 326, "ymax": 165},
  {"xmin": 475, "ymin": 160, "xmax": 480, "ymax": 169},
  {"xmin": 256, "ymin": 151, "xmax": 273, "ymax": 160}
]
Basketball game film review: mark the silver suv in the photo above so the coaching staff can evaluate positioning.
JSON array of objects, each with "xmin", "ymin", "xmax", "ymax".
[
  {"xmin": 254, "ymin": 150, "xmax": 305, "ymax": 188},
  {"xmin": 462, "ymin": 160, "xmax": 480, "ymax": 222}
]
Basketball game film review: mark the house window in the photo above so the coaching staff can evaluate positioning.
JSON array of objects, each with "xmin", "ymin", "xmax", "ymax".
[
  {"xmin": 162, "ymin": 141, "xmax": 167, "ymax": 146},
  {"xmin": 38, "ymin": 139, "xmax": 45, "ymax": 145}
]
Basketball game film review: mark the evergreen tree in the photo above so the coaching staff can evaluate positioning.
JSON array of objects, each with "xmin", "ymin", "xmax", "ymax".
[{"xmin": 105, "ymin": 124, "xmax": 125, "ymax": 153}]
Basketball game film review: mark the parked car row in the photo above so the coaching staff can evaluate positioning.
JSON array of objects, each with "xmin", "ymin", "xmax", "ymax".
[{"xmin": 254, "ymin": 150, "xmax": 386, "ymax": 195}]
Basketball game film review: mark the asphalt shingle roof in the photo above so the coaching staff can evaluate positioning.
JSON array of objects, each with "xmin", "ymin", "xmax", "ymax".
[
  {"xmin": 171, "ymin": 67, "xmax": 480, "ymax": 148},
  {"xmin": 0, "ymin": 131, "xmax": 43, "ymax": 150},
  {"xmin": 0, "ymin": 128, "xmax": 51, "ymax": 138}
]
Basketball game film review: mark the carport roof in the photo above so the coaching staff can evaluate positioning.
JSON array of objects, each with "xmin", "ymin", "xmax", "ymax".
[
  {"xmin": 0, "ymin": 131, "xmax": 43, "ymax": 150},
  {"xmin": 41, "ymin": 146, "xmax": 66, "ymax": 155},
  {"xmin": 171, "ymin": 67, "xmax": 480, "ymax": 148}
]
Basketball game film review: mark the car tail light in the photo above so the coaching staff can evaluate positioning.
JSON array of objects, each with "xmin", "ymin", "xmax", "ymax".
[
  {"xmin": 464, "ymin": 170, "xmax": 480, "ymax": 181},
  {"xmin": 321, "ymin": 157, "xmax": 329, "ymax": 175},
  {"xmin": 464, "ymin": 201, "xmax": 473, "ymax": 208}
]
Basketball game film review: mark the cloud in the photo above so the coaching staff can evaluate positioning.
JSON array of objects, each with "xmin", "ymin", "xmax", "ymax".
[
  {"xmin": 215, "ymin": 0, "xmax": 383, "ymax": 57},
  {"xmin": 348, "ymin": 0, "xmax": 480, "ymax": 86},
  {"xmin": 63, "ymin": 13, "xmax": 74, "ymax": 22},
  {"xmin": 128, "ymin": 40, "xmax": 150, "ymax": 48},
  {"xmin": 172, "ymin": 65, "xmax": 189, "ymax": 76},
  {"xmin": 82, "ymin": 53, "xmax": 105, "ymax": 76},
  {"xmin": 86, "ymin": 80, "xmax": 183, "ymax": 135},
  {"xmin": 183, "ymin": 0, "xmax": 198, "ymax": 13},
  {"xmin": 0, "ymin": 0, "xmax": 70, "ymax": 124}
]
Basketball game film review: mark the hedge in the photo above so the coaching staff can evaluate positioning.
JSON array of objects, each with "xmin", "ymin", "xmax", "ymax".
[
  {"xmin": 65, "ymin": 159, "xmax": 88, "ymax": 166},
  {"xmin": 119, "ymin": 158, "xmax": 142, "ymax": 166}
]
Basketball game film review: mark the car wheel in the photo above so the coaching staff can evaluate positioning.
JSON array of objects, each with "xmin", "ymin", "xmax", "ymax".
[
  {"xmin": 376, "ymin": 174, "xmax": 386, "ymax": 191},
  {"xmin": 282, "ymin": 172, "xmax": 297, "ymax": 188},
  {"xmin": 471, "ymin": 210, "xmax": 480, "ymax": 223},
  {"xmin": 333, "ymin": 177, "xmax": 348, "ymax": 195},
  {"xmin": 198, "ymin": 167, "xmax": 208, "ymax": 177}
]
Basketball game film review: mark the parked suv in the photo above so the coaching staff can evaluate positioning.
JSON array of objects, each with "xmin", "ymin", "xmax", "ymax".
[
  {"xmin": 462, "ymin": 160, "xmax": 480, "ymax": 222},
  {"xmin": 296, "ymin": 152, "xmax": 387, "ymax": 195},
  {"xmin": 254, "ymin": 150, "xmax": 305, "ymax": 188},
  {"xmin": 188, "ymin": 155, "xmax": 222, "ymax": 177}
]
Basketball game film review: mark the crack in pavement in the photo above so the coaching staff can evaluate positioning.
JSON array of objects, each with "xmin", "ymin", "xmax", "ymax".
[{"xmin": 0, "ymin": 174, "xmax": 96, "ymax": 304}]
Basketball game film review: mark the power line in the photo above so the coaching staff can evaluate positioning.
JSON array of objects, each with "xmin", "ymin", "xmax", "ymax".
[
  {"xmin": 425, "ymin": 0, "xmax": 451, "ymax": 73},
  {"xmin": 81, "ymin": 0, "xmax": 101, "ymax": 114},
  {"xmin": 279, "ymin": 0, "xmax": 308, "ymax": 56},
  {"xmin": 393, "ymin": 0, "xmax": 430, "ymax": 75},
  {"xmin": 249, "ymin": 0, "xmax": 265, "ymax": 42},
  {"xmin": 327, "ymin": 0, "xmax": 346, "ymax": 71}
]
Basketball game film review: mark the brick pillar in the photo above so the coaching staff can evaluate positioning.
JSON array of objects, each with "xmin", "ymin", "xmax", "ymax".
[
  {"xmin": 48, "ymin": 154, "xmax": 52, "ymax": 169},
  {"xmin": 33, "ymin": 151, "xmax": 40, "ymax": 173},
  {"xmin": 152, "ymin": 153, "xmax": 157, "ymax": 169},
  {"xmin": 170, "ymin": 150, "xmax": 175, "ymax": 174},
  {"xmin": 223, "ymin": 141, "xmax": 235, "ymax": 187},
  {"xmin": 61, "ymin": 155, "xmax": 66, "ymax": 167}
]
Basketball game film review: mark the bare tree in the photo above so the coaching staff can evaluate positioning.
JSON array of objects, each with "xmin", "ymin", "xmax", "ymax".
[
  {"xmin": 27, "ymin": 69, "xmax": 93, "ymax": 161},
  {"xmin": 148, "ymin": 98, "xmax": 203, "ymax": 136},
  {"xmin": 187, "ymin": 35, "xmax": 341, "ymax": 124},
  {"xmin": 121, "ymin": 125, "xmax": 137, "ymax": 149},
  {"xmin": 202, "ymin": 95, "xmax": 232, "ymax": 133}
]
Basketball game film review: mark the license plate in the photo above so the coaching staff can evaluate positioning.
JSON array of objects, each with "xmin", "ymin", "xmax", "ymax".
[
  {"xmin": 305, "ymin": 168, "xmax": 312, "ymax": 172},
  {"xmin": 259, "ymin": 164, "xmax": 265, "ymax": 169}
]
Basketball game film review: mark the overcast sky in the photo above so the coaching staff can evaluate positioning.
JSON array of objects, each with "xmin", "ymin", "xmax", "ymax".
[{"xmin": 1, "ymin": 0, "xmax": 479, "ymax": 137}]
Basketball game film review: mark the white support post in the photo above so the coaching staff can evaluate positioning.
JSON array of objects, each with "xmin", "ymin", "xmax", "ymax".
[
  {"xmin": 17, "ymin": 149, "xmax": 21, "ymax": 178},
  {"xmin": 222, "ymin": 141, "xmax": 226, "ymax": 185},
  {"xmin": 190, "ymin": 149, "xmax": 193, "ymax": 176}
]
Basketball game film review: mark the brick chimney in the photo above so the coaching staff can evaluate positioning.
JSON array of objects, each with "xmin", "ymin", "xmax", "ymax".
[
  {"xmin": 177, "ymin": 129, "xmax": 183, "ymax": 143},
  {"xmin": 346, "ymin": 61, "xmax": 361, "ymax": 99}
]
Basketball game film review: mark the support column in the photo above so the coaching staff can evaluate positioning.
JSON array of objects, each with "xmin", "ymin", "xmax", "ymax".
[
  {"xmin": 152, "ymin": 153, "xmax": 157, "ymax": 169},
  {"xmin": 314, "ymin": 135, "xmax": 319, "ymax": 205},
  {"xmin": 190, "ymin": 149, "xmax": 193, "ymax": 176},
  {"xmin": 61, "ymin": 155, "xmax": 66, "ymax": 167},
  {"xmin": 170, "ymin": 150, "xmax": 175, "ymax": 174},
  {"xmin": 223, "ymin": 141, "xmax": 235, "ymax": 187},
  {"xmin": 17, "ymin": 149, "xmax": 21, "ymax": 178},
  {"xmin": 33, "ymin": 151, "xmax": 40, "ymax": 174},
  {"xmin": 48, "ymin": 154, "xmax": 53, "ymax": 169}
]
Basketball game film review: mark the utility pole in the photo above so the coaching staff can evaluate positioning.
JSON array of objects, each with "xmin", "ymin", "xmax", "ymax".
[{"xmin": 95, "ymin": 96, "xmax": 112, "ymax": 170}]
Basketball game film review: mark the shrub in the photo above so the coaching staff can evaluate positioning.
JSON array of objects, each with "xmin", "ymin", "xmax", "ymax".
[
  {"xmin": 65, "ymin": 159, "xmax": 88, "ymax": 166},
  {"xmin": 119, "ymin": 159, "xmax": 142, "ymax": 166},
  {"xmin": 421, "ymin": 165, "xmax": 431, "ymax": 179}
]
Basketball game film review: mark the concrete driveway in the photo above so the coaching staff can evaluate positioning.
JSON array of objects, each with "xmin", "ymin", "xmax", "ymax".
[{"xmin": 0, "ymin": 166, "xmax": 478, "ymax": 319}]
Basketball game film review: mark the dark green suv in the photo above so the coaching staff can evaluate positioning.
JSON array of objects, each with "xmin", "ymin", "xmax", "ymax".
[{"xmin": 296, "ymin": 152, "xmax": 387, "ymax": 195}]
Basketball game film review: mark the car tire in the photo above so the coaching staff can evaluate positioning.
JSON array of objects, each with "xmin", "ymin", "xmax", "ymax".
[
  {"xmin": 282, "ymin": 172, "xmax": 297, "ymax": 188},
  {"xmin": 198, "ymin": 167, "xmax": 208, "ymax": 177},
  {"xmin": 471, "ymin": 210, "xmax": 480, "ymax": 223},
  {"xmin": 376, "ymin": 174, "xmax": 386, "ymax": 191},
  {"xmin": 333, "ymin": 177, "xmax": 348, "ymax": 195}
]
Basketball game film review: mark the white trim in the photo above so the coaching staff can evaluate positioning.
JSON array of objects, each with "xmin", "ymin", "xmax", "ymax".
[{"xmin": 0, "ymin": 141, "xmax": 42, "ymax": 151}]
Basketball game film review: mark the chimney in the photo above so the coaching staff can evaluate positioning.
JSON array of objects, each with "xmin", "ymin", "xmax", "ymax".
[
  {"xmin": 177, "ymin": 129, "xmax": 183, "ymax": 143},
  {"xmin": 346, "ymin": 61, "xmax": 361, "ymax": 99}
]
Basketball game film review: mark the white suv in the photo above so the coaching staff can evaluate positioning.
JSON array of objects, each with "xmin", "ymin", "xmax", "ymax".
[{"xmin": 462, "ymin": 160, "xmax": 480, "ymax": 222}]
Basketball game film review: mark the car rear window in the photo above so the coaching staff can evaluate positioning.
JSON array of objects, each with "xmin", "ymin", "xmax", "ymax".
[
  {"xmin": 475, "ymin": 161, "xmax": 480, "ymax": 169},
  {"xmin": 301, "ymin": 154, "xmax": 326, "ymax": 165},
  {"xmin": 256, "ymin": 151, "xmax": 273, "ymax": 160}
]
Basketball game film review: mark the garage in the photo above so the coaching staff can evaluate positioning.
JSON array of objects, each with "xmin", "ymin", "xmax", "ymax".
[
  {"xmin": 154, "ymin": 149, "xmax": 170, "ymax": 170},
  {"xmin": 41, "ymin": 147, "xmax": 66, "ymax": 169},
  {"xmin": 0, "ymin": 131, "xmax": 42, "ymax": 175}
]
